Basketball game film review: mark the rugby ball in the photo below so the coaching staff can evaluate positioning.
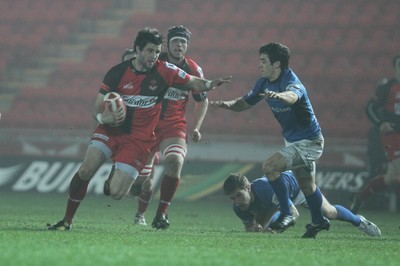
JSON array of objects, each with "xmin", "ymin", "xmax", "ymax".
[{"xmin": 102, "ymin": 92, "xmax": 126, "ymax": 112}]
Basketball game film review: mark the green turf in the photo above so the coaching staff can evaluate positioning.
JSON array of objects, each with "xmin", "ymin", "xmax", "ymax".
[{"xmin": 1, "ymin": 191, "xmax": 399, "ymax": 266}]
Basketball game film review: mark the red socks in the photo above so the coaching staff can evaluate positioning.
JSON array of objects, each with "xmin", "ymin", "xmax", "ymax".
[
  {"xmin": 137, "ymin": 190, "xmax": 153, "ymax": 215},
  {"xmin": 63, "ymin": 172, "xmax": 89, "ymax": 224},
  {"xmin": 156, "ymin": 175, "xmax": 180, "ymax": 215}
]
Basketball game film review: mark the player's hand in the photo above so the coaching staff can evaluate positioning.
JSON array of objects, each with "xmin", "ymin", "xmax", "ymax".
[
  {"xmin": 263, "ymin": 226, "xmax": 277, "ymax": 234},
  {"xmin": 209, "ymin": 100, "xmax": 224, "ymax": 109},
  {"xmin": 209, "ymin": 76, "xmax": 232, "ymax": 89},
  {"xmin": 380, "ymin": 122, "xmax": 395, "ymax": 133},
  {"xmin": 259, "ymin": 91, "xmax": 279, "ymax": 99},
  {"xmin": 113, "ymin": 105, "xmax": 126, "ymax": 126},
  {"xmin": 102, "ymin": 105, "xmax": 126, "ymax": 127},
  {"xmin": 246, "ymin": 223, "xmax": 263, "ymax": 232},
  {"xmin": 191, "ymin": 129, "xmax": 201, "ymax": 142}
]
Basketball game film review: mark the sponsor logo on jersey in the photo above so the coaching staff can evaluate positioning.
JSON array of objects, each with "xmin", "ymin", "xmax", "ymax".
[
  {"xmin": 165, "ymin": 62, "xmax": 178, "ymax": 70},
  {"xmin": 123, "ymin": 82, "xmax": 134, "ymax": 89},
  {"xmin": 164, "ymin": 62, "xmax": 188, "ymax": 79},
  {"xmin": 178, "ymin": 69, "xmax": 187, "ymax": 79},
  {"xmin": 164, "ymin": 87, "xmax": 188, "ymax": 101},
  {"xmin": 149, "ymin": 80, "xmax": 158, "ymax": 91},
  {"xmin": 124, "ymin": 95, "xmax": 158, "ymax": 108},
  {"xmin": 271, "ymin": 106, "xmax": 291, "ymax": 113}
]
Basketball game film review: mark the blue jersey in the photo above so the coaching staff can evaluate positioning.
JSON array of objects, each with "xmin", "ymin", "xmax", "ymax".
[
  {"xmin": 233, "ymin": 171, "xmax": 301, "ymax": 226},
  {"xmin": 243, "ymin": 68, "xmax": 321, "ymax": 142}
]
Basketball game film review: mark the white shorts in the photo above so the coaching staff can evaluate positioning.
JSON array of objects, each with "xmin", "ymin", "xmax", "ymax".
[
  {"xmin": 279, "ymin": 134, "xmax": 324, "ymax": 173},
  {"xmin": 292, "ymin": 191, "xmax": 307, "ymax": 206},
  {"xmin": 272, "ymin": 190, "xmax": 307, "ymax": 207}
]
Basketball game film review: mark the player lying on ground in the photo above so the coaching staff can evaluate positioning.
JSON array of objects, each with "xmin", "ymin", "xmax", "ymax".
[
  {"xmin": 211, "ymin": 43, "xmax": 327, "ymax": 238},
  {"xmin": 223, "ymin": 172, "xmax": 381, "ymax": 238}
]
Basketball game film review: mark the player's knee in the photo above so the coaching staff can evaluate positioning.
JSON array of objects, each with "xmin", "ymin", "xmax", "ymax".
[
  {"xmin": 110, "ymin": 187, "xmax": 126, "ymax": 200},
  {"xmin": 262, "ymin": 161, "xmax": 272, "ymax": 175},
  {"xmin": 299, "ymin": 182, "xmax": 315, "ymax": 196},
  {"xmin": 262, "ymin": 162, "xmax": 280, "ymax": 180},
  {"xmin": 295, "ymin": 170, "xmax": 316, "ymax": 195},
  {"xmin": 109, "ymin": 181, "xmax": 125, "ymax": 200},
  {"xmin": 78, "ymin": 164, "xmax": 95, "ymax": 180},
  {"xmin": 163, "ymin": 144, "xmax": 186, "ymax": 172},
  {"xmin": 109, "ymin": 170, "xmax": 134, "ymax": 200},
  {"xmin": 110, "ymin": 193, "xmax": 124, "ymax": 200},
  {"xmin": 164, "ymin": 154, "xmax": 184, "ymax": 173}
]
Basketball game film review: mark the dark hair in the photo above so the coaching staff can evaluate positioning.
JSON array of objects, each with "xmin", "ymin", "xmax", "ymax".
[
  {"xmin": 167, "ymin": 25, "xmax": 191, "ymax": 45},
  {"xmin": 393, "ymin": 55, "xmax": 400, "ymax": 68},
  {"xmin": 259, "ymin": 42, "xmax": 290, "ymax": 70},
  {"xmin": 121, "ymin": 48, "xmax": 135, "ymax": 62},
  {"xmin": 133, "ymin": 27, "xmax": 164, "ymax": 53},
  {"xmin": 223, "ymin": 173, "xmax": 249, "ymax": 195}
]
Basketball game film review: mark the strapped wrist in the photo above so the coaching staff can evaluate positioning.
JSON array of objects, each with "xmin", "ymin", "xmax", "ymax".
[
  {"xmin": 96, "ymin": 113, "xmax": 104, "ymax": 124},
  {"xmin": 205, "ymin": 80, "xmax": 212, "ymax": 90}
]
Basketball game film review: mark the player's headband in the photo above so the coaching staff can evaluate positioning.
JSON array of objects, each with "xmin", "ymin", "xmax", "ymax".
[
  {"xmin": 169, "ymin": 36, "xmax": 188, "ymax": 43},
  {"xmin": 167, "ymin": 27, "xmax": 191, "ymax": 44}
]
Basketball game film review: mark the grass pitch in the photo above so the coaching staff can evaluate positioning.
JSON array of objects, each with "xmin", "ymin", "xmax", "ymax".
[{"xmin": 1, "ymin": 191, "xmax": 399, "ymax": 266}]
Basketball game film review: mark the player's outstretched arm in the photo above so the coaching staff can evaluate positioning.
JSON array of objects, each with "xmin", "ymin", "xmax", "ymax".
[
  {"xmin": 259, "ymin": 90, "xmax": 298, "ymax": 105},
  {"xmin": 184, "ymin": 75, "xmax": 232, "ymax": 92},
  {"xmin": 210, "ymin": 97, "xmax": 252, "ymax": 112}
]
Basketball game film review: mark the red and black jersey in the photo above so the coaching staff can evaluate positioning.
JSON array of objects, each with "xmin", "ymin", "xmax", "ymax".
[
  {"xmin": 158, "ymin": 52, "xmax": 207, "ymax": 126},
  {"xmin": 99, "ymin": 59, "xmax": 190, "ymax": 140},
  {"xmin": 366, "ymin": 78, "xmax": 400, "ymax": 131}
]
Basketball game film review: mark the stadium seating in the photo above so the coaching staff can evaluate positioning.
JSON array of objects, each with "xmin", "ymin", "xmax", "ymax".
[{"xmin": 1, "ymin": 0, "xmax": 399, "ymax": 139}]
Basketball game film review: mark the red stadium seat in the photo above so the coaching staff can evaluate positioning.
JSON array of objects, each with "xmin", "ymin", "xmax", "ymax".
[{"xmin": 2, "ymin": 0, "xmax": 399, "ymax": 138}]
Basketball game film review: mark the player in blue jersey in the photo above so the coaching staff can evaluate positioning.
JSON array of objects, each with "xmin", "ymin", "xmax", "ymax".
[
  {"xmin": 223, "ymin": 173, "xmax": 381, "ymax": 237},
  {"xmin": 211, "ymin": 42, "xmax": 329, "ymax": 238}
]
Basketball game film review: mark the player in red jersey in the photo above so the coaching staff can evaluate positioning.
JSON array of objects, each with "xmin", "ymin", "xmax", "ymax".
[
  {"xmin": 351, "ymin": 55, "xmax": 400, "ymax": 213},
  {"xmin": 135, "ymin": 26, "xmax": 209, "ymax": 229},
  {"xmin": 47, "ymin": 27, "xmax": 231, "ymax": 230},
  {"xmin": 104, "ymin": 26, "xmax": 209, "ymax": 229}
]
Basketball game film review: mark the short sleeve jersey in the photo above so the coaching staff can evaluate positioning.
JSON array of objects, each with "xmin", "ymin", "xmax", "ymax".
[
  {"xmin": 158, "ymin": 52, "xmax": 207, "ymax": 126},
  {"xmin": 233, "ymin": 172, "xmax": 301, "ymax": 226},
  {"xmin": 100, "ymin": 59, "xmax": 190, "ymax": 141},
  {"xmin": 243, "ymin": 69, "xmax": 321, "ymax": 142}
]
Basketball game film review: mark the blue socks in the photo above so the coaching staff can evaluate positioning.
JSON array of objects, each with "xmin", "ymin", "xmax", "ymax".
[
  {"xmin": 334, "ymin": 205, "xmax": 361, "ymax": 226},
  {"xmin": 269, "ymin": 176, "xmax": 292, "ymax": 215},
  {"xmin": 305, "ymin": 187, "xmax": 324, "ymax": 225},
  {"xmin": 269, "ymin": 211, "xmax": 281, "ymax": 225},
  {"xmin": 269, "ymin": 202, "xmax": 293, "ymax": 225}
]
